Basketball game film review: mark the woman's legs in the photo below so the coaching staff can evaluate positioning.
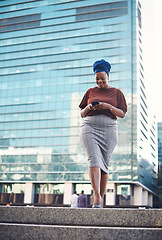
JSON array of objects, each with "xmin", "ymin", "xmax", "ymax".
[
  {"xmin": 89, "ymin": 167, "xmax": 101, "ymax": 205},
  {"xmin": 100, "ymin": 170, "xmax": 108, "ymax": 207},
  {"xmin": 89, "ymin": 167, "xmax": 108, "ymax": 206}
]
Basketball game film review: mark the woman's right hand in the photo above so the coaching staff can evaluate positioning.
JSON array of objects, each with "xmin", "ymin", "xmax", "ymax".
[
  {"xmin": 80, "ymin": 104, "xmax": 93, "ymax": 118},
  {"xmin": 87, "ymin": 103, "xmax": 93, "ymax": 111}
]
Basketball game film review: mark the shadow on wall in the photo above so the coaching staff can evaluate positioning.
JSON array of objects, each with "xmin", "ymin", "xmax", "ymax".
[
  {"xmin": 34, "ymin": 194, "xmax": 63, "ymax": 204},
  {"xmin": 0, "ymin": 193, "xmax": 24, "ymax": 204}
]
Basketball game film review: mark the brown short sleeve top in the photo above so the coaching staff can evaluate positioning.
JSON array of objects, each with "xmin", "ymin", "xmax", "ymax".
[{"xmin": 79, "ymin": 86, "xmax": 127, "ymax": 119}]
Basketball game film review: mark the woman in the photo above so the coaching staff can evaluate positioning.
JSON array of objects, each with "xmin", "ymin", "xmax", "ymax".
[{"xmin": 79, "ymin": 59, "xmax": 127, "ymax": 208}]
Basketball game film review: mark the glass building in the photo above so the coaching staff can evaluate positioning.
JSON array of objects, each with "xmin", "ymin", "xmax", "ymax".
[
  {"xmin": 0, "ymin": 0, "xmax": 157, "ymax": 206},
  {"xmin": 157, "ymin": 122, "xmax": 162, "ymax": 207},
  {"xmin": 158, "ymin": 123, "xmax": 162, "ymax": 171}
]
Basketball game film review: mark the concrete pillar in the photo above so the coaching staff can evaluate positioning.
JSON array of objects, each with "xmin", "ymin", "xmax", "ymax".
[
  {"xmin": 24, "ymin": 182, "xmax": 35, "ymax": 204},
  {"xmin": 148, "ymin": 193, "xmax": 153, "ymax": 207},
  {"xmin": 142, "ymin": 190, "xmax": 148, "ymax": 206},
  {"xmin": 106, "ymin": 183, "xmax": 116, "ymax": 205},
  {"xmin": 134, "ymin": 186, "xmax": 142, "ymax": 206},
  {"xmin": 63, "ymin": 182, "xmax": 73, "ymax": 205},
  {"xmin": 130, "ymin": 185, "xmax": 134, "ymax": 205}
]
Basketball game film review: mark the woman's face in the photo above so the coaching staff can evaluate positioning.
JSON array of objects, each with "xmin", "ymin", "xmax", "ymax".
[{"xmin": 95, "ymin": 71, "xmax": 109, "ymax": 88}]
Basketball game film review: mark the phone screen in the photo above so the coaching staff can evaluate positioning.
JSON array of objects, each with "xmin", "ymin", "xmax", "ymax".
[{"xmin": 91, "ymin": 101, "xmax": 99, "ymax": 106}]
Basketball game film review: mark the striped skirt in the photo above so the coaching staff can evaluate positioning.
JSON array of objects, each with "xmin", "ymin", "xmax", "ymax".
[{"xmin": 80, "ymin": 115, "xmax": 118, "ymax": 173}]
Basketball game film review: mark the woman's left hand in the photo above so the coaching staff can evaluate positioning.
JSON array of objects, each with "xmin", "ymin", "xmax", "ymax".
[
  {"xmin": 92, "ymin": 102, "xmax": 108, "ymax": 111},
  {"xmin": 92, "ymin": 102, "xmax": 125, "ymax": 118}
]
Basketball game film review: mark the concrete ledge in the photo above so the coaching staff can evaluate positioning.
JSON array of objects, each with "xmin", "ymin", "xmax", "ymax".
[
  {"xmin": 0, "ymin": 223, "xmax": 161, "ymax": 240},
  {"xmin": 0, "ymin": 206, "xmax": 161, "ymax": 228}
]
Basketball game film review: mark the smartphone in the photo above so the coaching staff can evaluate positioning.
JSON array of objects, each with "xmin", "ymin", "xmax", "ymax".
[{"xmin": 91, "ymin": 100, "xmax": 99, "ymax": 106}]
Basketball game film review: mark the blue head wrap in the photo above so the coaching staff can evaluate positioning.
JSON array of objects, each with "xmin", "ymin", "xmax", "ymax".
[{"xmin": 93, "ymin": 59, "xmax": 111, "ymax": 75}]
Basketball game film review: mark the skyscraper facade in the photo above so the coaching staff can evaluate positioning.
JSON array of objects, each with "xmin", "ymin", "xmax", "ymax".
[
  {"xmin": 158, "ymin": 122, "xmax": 162, "ymax": 171},
  {"xmin": 0, "ymin": 0, "xmax": 157, "ymax": 206},
  {"xmin": 158, "ymin": 122, "xmax": 162, "ymax": 207}
]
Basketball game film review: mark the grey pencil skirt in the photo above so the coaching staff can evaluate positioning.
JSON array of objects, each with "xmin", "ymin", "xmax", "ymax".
[{"xmin": 80, "ymin": 115, "xmax": 118, "ymax": 173}]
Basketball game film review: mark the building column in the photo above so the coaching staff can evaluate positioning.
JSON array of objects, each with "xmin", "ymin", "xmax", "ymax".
[
  {"xmin": 63, "ymin": 182, "xmax": 73, "ymax": 205},
  {"xmin": 134, "ymin": 186, "xmax": 143, "ymax": 206},
  {"xmin": 24, "ymin": 182, "xmax": 35, "ymax": 204},
  {"xmin": 106, "ymin": 183, "xmax": 116, "ymax": 205},
  {"xmin": 148, "ymin": 193, "xmax": 153, "ymax": 207},
  {"xmin": 142, "ymin": 190, "xmax": 148, "ymax": 206}
]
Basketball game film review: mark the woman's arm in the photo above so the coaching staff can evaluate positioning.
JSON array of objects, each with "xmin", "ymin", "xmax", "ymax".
[
  {"xmin": 108, "ymin": 105, "xmax": 125, "ymax": 118},
  {"xmin": 80, "ymin": 104, "xmax": 93, "ymax": 118},
  {"xmin": 93, "ymin": 102, "xmax": 126, "ymax": 118},
  {"xmin": 80, "ymin": 102, "xmax": 126, "ymax": 118}
]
